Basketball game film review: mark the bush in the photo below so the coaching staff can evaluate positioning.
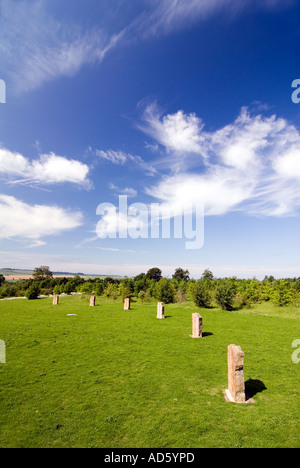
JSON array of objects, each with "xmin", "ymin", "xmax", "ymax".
[
  {"xmin": 119, "ymin": 282, "xmax": 134, "ymax": 301},
  {"xmin": 154, "ymin": 278, "xmax": 175, "ymax": 304},
  {"xmin": 215, "ymin": 279, "xmax": 236, "ymax": 310},
  {"xmin": 52, "ymin": 285, "xmax": 61, "ymax": 296},
  {"xmin": 193, "ymin": 280, "xmax": 211, "ymax": 308},
  {"xmin": 232, "ymin": 293, "xmax": 251, "ymax": 310},
  {"xmin": 25, "ymin": 284, "xmax": 40, "ymax": 300},
  {"xmin": 104, "ymin": 283, "xmax": 118, "ymax": 300},
  {"xmin": 271, "ymin": 280, "xmax": 295, "ymax": 307},
  {"xmin": 0, "ymin": 284, "xmax": 17, "ymax": 299}
]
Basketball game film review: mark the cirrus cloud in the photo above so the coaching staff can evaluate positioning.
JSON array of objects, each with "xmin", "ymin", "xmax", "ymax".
[{"xmin": 0, "ymin": 0, "xmax": 125, "ymax": 94}]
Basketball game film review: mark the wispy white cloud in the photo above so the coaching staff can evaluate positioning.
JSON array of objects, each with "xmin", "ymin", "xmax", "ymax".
[
  {"xmin": 0, "ymin": 195, "xmax": 83, "ymax": 241},
  {"xmin": 0, "ymin": 0, "xmax": 125, "ymax": 93},
  {"xmin": 0, "ymin": 0, "xmax": 295, "ymax": 94},
  {"xmin": 27, "ymin": 240, "xmax": 47, "ymax": 249},
  {"xmin": 96, "ymin": 149, "xmax": 156, "ymax": 175},
  {"xmin": 0, "ymin": 148, "xmax": 90, "ymax": 187},
  {"xmin": 140, "ymin": 105, "xmax": 300, "ymax": 217},
  {"xmin": 108, "ymin": 183, "xmax": 138, "ymax": 198},
  {"xmin": 133, "ymin": 0, "xmax": 295, "ymax": 38}
]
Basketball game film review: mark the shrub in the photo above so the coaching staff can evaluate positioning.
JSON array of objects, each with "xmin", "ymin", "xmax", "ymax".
[
  {"xmin": 232, "ymin": 293, "xmax": 251, "ymax": 310},
  {"xmin": 215, "ymin": 279, "xmax": 236, "ymax": 310},
  {"xmin": 154, "ymin": 278, "xmax": 175, "ymax": 304},
  {"xmin": 104, "ymin": 283, "xmax": 118, "ymax": 300},
  {"xmin": 271, "ymin": 280, "xmax": 294, "ymax": 307},
  {"xmin": 52, "ymin": 285, "xmax": 61, "ymax": 296},
  {"xmin": 193, "ymin": 280, "xmax": 211, "ymax": 308},
  {"xmin": 119, "ymin": 284, "xmax": 133, "ymax": 301},
  {"xmin": 25, "ymin": 284, "xmax": 40, "ymax": 300}
]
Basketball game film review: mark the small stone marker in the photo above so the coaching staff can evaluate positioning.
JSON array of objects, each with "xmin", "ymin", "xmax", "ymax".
[
  {"xmin": 190, "ymin": 313, "xmax": 202, "ymax": 338},
  {"xmin": 53, "ymin": 295, "xmax": 59, "ymax": 305},
  {"xmin": 157, "ymin": 302, "xmax": 165, "ymax": 319},
  {"xmin": 90, "ymin": 296, "xmax": 96, "ymax": 307},
  {"xmin": 226, "ymin": 344, "xmax": 246, "ymax": 403},
  {"xmin": 0, "ymin": 340, "xmax": 6, "ymax": 364},
  {"xmin": 124, "ymin": 298, "xmax": 131, "ymax": 310}
]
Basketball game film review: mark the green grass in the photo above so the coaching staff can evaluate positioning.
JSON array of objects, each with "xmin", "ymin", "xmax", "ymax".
[{"xmin": 0, "ymin": 297, "xmax": 299, "ymax": 448}]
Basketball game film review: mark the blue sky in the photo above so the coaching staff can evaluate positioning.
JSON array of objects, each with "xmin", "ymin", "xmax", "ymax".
[{"xmin": 0, "ymin": 0, "xmax": 300, "ymax": 279}]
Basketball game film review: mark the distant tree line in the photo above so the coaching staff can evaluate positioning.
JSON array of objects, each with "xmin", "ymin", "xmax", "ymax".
[{"xmin": 0, "ymin": 266, "xmax": 300, "ymax": 309}]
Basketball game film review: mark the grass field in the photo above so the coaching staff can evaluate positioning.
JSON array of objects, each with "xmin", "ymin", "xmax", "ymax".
[{"xmin": 0, "ymin": 296, "xmax": 299, "ymax": 448}]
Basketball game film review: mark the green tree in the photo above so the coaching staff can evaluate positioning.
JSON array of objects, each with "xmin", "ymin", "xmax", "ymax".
[
  {"xmin": 146, "ymin": 268, "xmax": 162, "ymax": 282},
  {"xmin": 215, "ymin": 279, "xmax": 237, "ymax": 311},
  {"xmin": 94, "ymin": 281, "xmax": 104, "ymax": 296},
  {"xmin": 80, "ymin": 282, "xmax": 94, "ymax": 294},
  {"xmin": 172, "ymin": 268, "xmax": 190, "ymax": 283},
  {"xmin": 33, "ymin": 266, "xmax": 53, "ymax": 280},
  {"xmin": 25, "ymin": 284, "xmax": 40, "ymax": 300},
  {"xmin": 271, "ymin": 280, "xmax": 294, "ymax": 307},
  {"xmin": 154, "ymin": 278, "xmax": 175, "ymax": 304},
  {"xmin": 201, "ymin": 269, "xmax": 214, "ymax": 281},
  {"xmin": 119, "ymin": 283, "xmax": 133, "ymax": 301},
  {"xmin": 63, "ymin": 281, "xmax": 75, "ymax": 295},
  {"xmin": 104, "ymin": 283, "xmax": 118, "ymax": 299},
  {"xmin": 193, "ymin": 279, "xmax": 211, "ymax": 308},
  {"xmin": 0, "ymin": 274, "xmax": 5, "ymax": 286},
  {"xmin": 52, "ymin": 285, "xmax": 61, "ymax": 296}
]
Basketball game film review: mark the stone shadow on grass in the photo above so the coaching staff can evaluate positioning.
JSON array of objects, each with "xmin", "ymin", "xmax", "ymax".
[
  {"xmin": 202, "ymin": 332, "xmax": 214, "ymax": 338},
  {"xmin": 245, "ymin": 378, "xmax": 267, "ymax": 399}
]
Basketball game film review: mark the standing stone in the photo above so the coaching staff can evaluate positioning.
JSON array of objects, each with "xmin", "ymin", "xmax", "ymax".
[
  {"xmin": 53, "ymin": 295, "xmax": 59, "ymax": 305},
  {"xmin": 190, "ymin": 313, "xmax": 202, "ymax": 338},
  {"xmin": 90, "ymin": 296, "xmax": 96, "ymax": 307},
  {"xmin": 0, "ymin": 340, "xmax": 5, "ymax": 364},
  {"xmin": 227, "ymin": 344, "xmax": 246, "ymax": 403},
  {"xmin": 124, "ymin": 298, "xmax": 131, "ymax": 310},
  {"xmin": 157, "ymin": 302, "xmax": 165, "ymax": 319}
]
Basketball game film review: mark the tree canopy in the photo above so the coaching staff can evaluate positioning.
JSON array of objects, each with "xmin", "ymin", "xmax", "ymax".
[{"xmin": 33, "ymin": 266, "xmax": 53, "ymax": 280}]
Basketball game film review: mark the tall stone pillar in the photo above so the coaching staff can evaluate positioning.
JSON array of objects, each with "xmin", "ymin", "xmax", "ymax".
[
  {"xmin": 53, "ymin": 295, "xmax": 59, "ymax": 305},
  {"xmin": 227, "ymin": 344, "xmax": 246, "ymax": 403},
  {"xmin": 157, "ymin": 302, "xmax": 165, "ymax": 319},
  {"xmin": 90, "ymin": 296, "xmax": 96, "ymax": 307},
  {"xmin": 124, "ymin": 298, "xmax": 131, "ymax": 310},
  {"xmin": 190, "ymin": 313, "xmax": 202, "ymax": 338}
]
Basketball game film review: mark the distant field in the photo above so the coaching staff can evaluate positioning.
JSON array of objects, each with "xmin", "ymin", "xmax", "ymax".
[
  {"xmin": 0, "ymin": 269, "xmax": 34, "ymax": 278},
  {"xmin": 4, "ymin": 275, "xmax": 76, "ymax": 281},
  {"xmin": 0, "ymin": 269, "xmax": 125, "ymax": 281},
  {"xmin": 0, "ymin": 298, "xmax": 299, "ymax": 448}
]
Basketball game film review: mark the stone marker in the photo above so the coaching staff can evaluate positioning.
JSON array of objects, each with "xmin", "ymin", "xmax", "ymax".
[
  {"xmin": 0, "ymin": 340, "xmax": 6, "ymax": 364},
  {"xmin": 226, "ymin": 344, "xmax": 246, "ymax": 403},
  {"xmin": 53, "ymin": 295, "xmax": 59, "ymax": 305},
  {"xmin": 90, "ymin": 296, "xmax": 96, "ymax": 307},
  {"xmin": 157, "ymin": 302, "xmax": 165, "ymax": 319},
  {"xmin": 124, "ymin": 298, "xmax": 131, "ymax": 310},
  {"xmin": 190, "ymin": 313, "xmax": 202, "ymax": 338}
]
